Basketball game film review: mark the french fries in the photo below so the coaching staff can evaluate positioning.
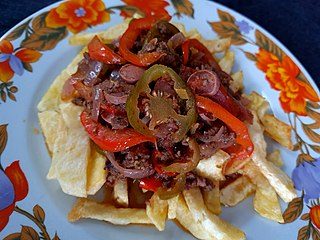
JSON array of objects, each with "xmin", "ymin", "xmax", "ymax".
[
  {"xmin": 37, "ymin": 17, "xmax": 298, "ymax": 240},
  {"xmin": 241, "ymin": 161, "xmax": 284, "ymax": 223},
  {"xmin": 246, "ymin": 112, "xmax": 296, "ymax": 203}
]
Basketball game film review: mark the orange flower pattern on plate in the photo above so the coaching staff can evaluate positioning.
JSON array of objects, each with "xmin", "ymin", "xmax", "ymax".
[
  {"xmin": 45, "ymin": 0, "xmax": 110, "ymax": 33},
  {"xmin": 255, "ymin": 48, "xmax": 319, "ymax": 116},
  {"xmin": 121, "ymin": 0, "xmax": 170, "ymax": 19},
  {"xmin": 310, "ymin": 205, "xmax": 320, "ymax": 229},
  {"xmin": 0, "ymin": 40, "xmax": 42, "ymax": 82}
]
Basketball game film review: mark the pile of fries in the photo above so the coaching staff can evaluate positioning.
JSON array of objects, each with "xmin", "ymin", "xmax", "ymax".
[{"xmin": 37, "ymin": 18, "xmax": 296, "ymax": 239}]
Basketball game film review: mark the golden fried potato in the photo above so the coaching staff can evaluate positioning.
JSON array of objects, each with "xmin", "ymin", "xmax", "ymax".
[
  {"xmin": 174, "ymin": 193, "xmax": 212, "ymax": 240},
  {"xmin": 219, "ymin": 50, "xmax": 234, "ymax": 74},
  {"xmin": 201, "ymin": 38, "xmax": 232, "ymax": 53},
  {"xmin": 203, "ymin": 180, "xmax": 221, "ymax": 215},
  {"xmin": 183, "ymin": 27, "xmax": 231, "ymax": 53},
  {"xmin": 241, "ymin": 161, "xmax": 284, "ymax": 223},
  {"xmin": 183, "ymin": 188, "xmax": 246, "ymax": 240},
  {"xmin": 46, "ymin": 113, "xmax": 64, "ymax": 180},
  {"xmin": 245, "ymin": 91, "xmax": 270, "ymax": 119},
  {"xmin": 220, "ymin": 175, "xmax": 255, "ymax": 207},
  {"xmin": 146, "ymin": 193, "xmax": 168, "ymax": 231},
  {"xmin": 246, "ymin": 92, "xmax": 293, "ymax": 149},
  {"xmin": 195, "ymin": 150, "xmax": 230, "ymax": 181},
  {"xmin": 246, "ymin": 112, "xmax": 296, "ymax": 202},
  {"xmin": 267, "ymin": 149, "xmax": 283, "ymax": 167},
  {"xmin": 112, "ymin": 178, "xmax": 128, "ymax": 207},
  {"xmin": 38, "ymin": 110, "xmax": 60, "ymax": 154},
  {"xmin": 230, "ymin": 71, "xmax": 243, "ymax": 93},
  {"xmin": 167, "ymin": 195, "xmax": 179, "ymax": 220},
  {"xmin": 69, "ymin": 19, "xmax": 131, "ymax": 46},
  {"xmin": 48, "ymin": 103, "xmax": 90, "ymax": 198},
  {"xmin": 254, "ymin": 188, "xmax": 284, "ymax": 223},
  {"xmin": 86, "ymin": 147, "xmax": 107, "ymax": 195},
  {"xmin": 262, "ymin": 114, "xmax": 293, "ymax": 150},
  {"xmin": 68, "ymin": 198, "xmax": 153, "ymax": 225}
]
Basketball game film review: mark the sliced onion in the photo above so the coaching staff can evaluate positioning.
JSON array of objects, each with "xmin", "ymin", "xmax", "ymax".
[
  {"xmin": 162, "ymin": 137, "xmax": 200, "ymax": 174},
  {"xmin": 61, "ymin": 77, "xmax": 77, "ymax": 101},
  {"xmin": 119, "ymin": 64, "xmax": 145, "ymax": 84},
  {"xmin": 199, "ymin": 113, "xmax": 217, "ymax": 122},
  {"xmin": 104, "ymin": 92, "xmax": 128, "ymax": 105},
  {"xmin": 167, "ymin": 32, "xmax": 185, "ymax": 50},
  {"xmin": 105, "ymin": 152, "xmax": 155, "ymax": 179},
  {"xmin": 91, "ymin": 86, "xmax": 103, "ymax": 121},
  {"xmin": 187, "ymin": 69, "xmax": 221, "ymax": 97}
]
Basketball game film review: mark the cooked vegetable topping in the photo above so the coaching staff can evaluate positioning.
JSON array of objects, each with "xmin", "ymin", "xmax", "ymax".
[{"xmin": 64, "ymin": 16, "xmax": 254, "ymax": 196}]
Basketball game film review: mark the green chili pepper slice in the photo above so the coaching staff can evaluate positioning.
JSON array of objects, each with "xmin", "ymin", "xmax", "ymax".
[{"xmin": 126, "ymin": 64, "xmax": 196, "ymax": 143}]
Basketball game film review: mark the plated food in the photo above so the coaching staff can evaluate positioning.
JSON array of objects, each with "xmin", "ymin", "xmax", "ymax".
[{"xmin": 37, "ymin": 15, "xmax": 296, "ymax": 239}]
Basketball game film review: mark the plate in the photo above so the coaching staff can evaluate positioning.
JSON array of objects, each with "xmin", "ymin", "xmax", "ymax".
[{"xmin": 1, "ymin": 0, "xmax": 320, "ymax": 239}]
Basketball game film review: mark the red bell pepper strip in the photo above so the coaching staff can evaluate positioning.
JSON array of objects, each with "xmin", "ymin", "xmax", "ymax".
[
  {"xmin": 119, "ymin": 16, "xmax": 169, "ymax": 67},
  {"xmin": 80, "ymin": 111, "xmax": 155, "ymax": 152},
  {"xmin": 139, "ymin": 176, "xmax": 163, "ymax": 192},
  {"xmin": 88, "ymin": 36, "xmax": 126, "ymax": 65},
  {"xmin": 181, "ymin": 38, "xmax": 221, "ymax": 71},
  {"xmin": 196, "ymin": 96, "xmax": 254, "ymax": 162}
]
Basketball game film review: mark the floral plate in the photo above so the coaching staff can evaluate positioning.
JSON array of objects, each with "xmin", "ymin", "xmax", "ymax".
[{"xmin": 1, "ymin": 0, "xmax": 320, "ymax": 239}]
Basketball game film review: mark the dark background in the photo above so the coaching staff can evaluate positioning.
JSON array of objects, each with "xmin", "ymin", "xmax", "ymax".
[{"xmin": 0, "ymin": 0, "xmax": 319, "ymax": 88}]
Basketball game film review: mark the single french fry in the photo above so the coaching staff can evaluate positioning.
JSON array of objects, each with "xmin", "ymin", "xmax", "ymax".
[
  {"xmin": 195, "ymin": 150, "xmax": 230, "ymax": 181},
  {"xmin": 49, "ymin": 103, "xmax": 90, "ymax": 198},
  {"xmin": 262, "ymin": 114, "xmax": 293, "ymax": 150},
  {"xmin": 69, "ymin": 19, "xmax": 131, "ymax": 46},
  {"xmin": 202, "ymin": 180, "xmax": 221, "ymax": 215},
  {"xmin": 183, "ymin": 188, "xmax": 246, "ymax": 240},
  {"xmin": 230, "ymin": 71, "xmax": 244, "ymax": 93},
  {"xmin": 220, "ymin": 175, "xmax": 255, "ymax": 207},
  {"xmin": 267, "ymin": 149, "xmax": 283, "ymax": 167},
  {"xmin": 68, "ymin": 198, "xmax": 153, "ymax": 225},
  {"xmin": 167, "ymin": 195, "xmax": 179, "ymax": 220},
  {"xmin": 146, "ymin": 193, "xmax": 168, "ymax": 231},
  {"xmin": 245, "ymin": 91, "xmax": 270, "ymax": 119},
  {"xmin": 219, "ymin": 50, "xmax": 234, "ymax": 74},
  {"xmin": 86, "ymin": 142, "xmax": 107, "ymax": 195},
  {"xmin": 112, "ymin": 178, "xmax": 129, "ymax": 207},
  {"xmin": 38, "ymin": 110, "xmax": 60, "ymax": 154},
  {"xmin": 174, "ymin": 194, "xmax": 211, "ymax": 240}
]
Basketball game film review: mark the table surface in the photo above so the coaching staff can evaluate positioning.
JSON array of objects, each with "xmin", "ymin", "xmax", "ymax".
[{"xmin": 0, "ymin": 0, "xmax": 319, "ymax": 88}]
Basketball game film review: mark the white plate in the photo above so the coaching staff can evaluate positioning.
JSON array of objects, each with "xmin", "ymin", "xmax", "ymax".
[{"xmin": 1, "ymin": 0, "xmax": 320, "ymax": 239}]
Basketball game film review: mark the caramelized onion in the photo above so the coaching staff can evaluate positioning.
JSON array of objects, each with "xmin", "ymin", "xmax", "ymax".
[
  {"xmin": 119, "ymin": 64, "xmax": 145, "ymax": 84},
  {"xmin": 167, "ymin": 32, "xmax": 185, "ymax": 50},
  {"xmin": 91, "ymin": 86, "xmax": 103, "ymax": 121},
  {"xmin": 105, "ymin": 152, "xmax": 154, "ymax": 179},
  {"xmin": 104, "ymin": 92, "xmax": 128, "ymax": 105},
  {"xmin": 162, "ymin": 137, "xmax": 200, "ymax": 174},
  {"xmin": 187, "ymin": 69, "xmax": 220, "ymax": 97}
]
